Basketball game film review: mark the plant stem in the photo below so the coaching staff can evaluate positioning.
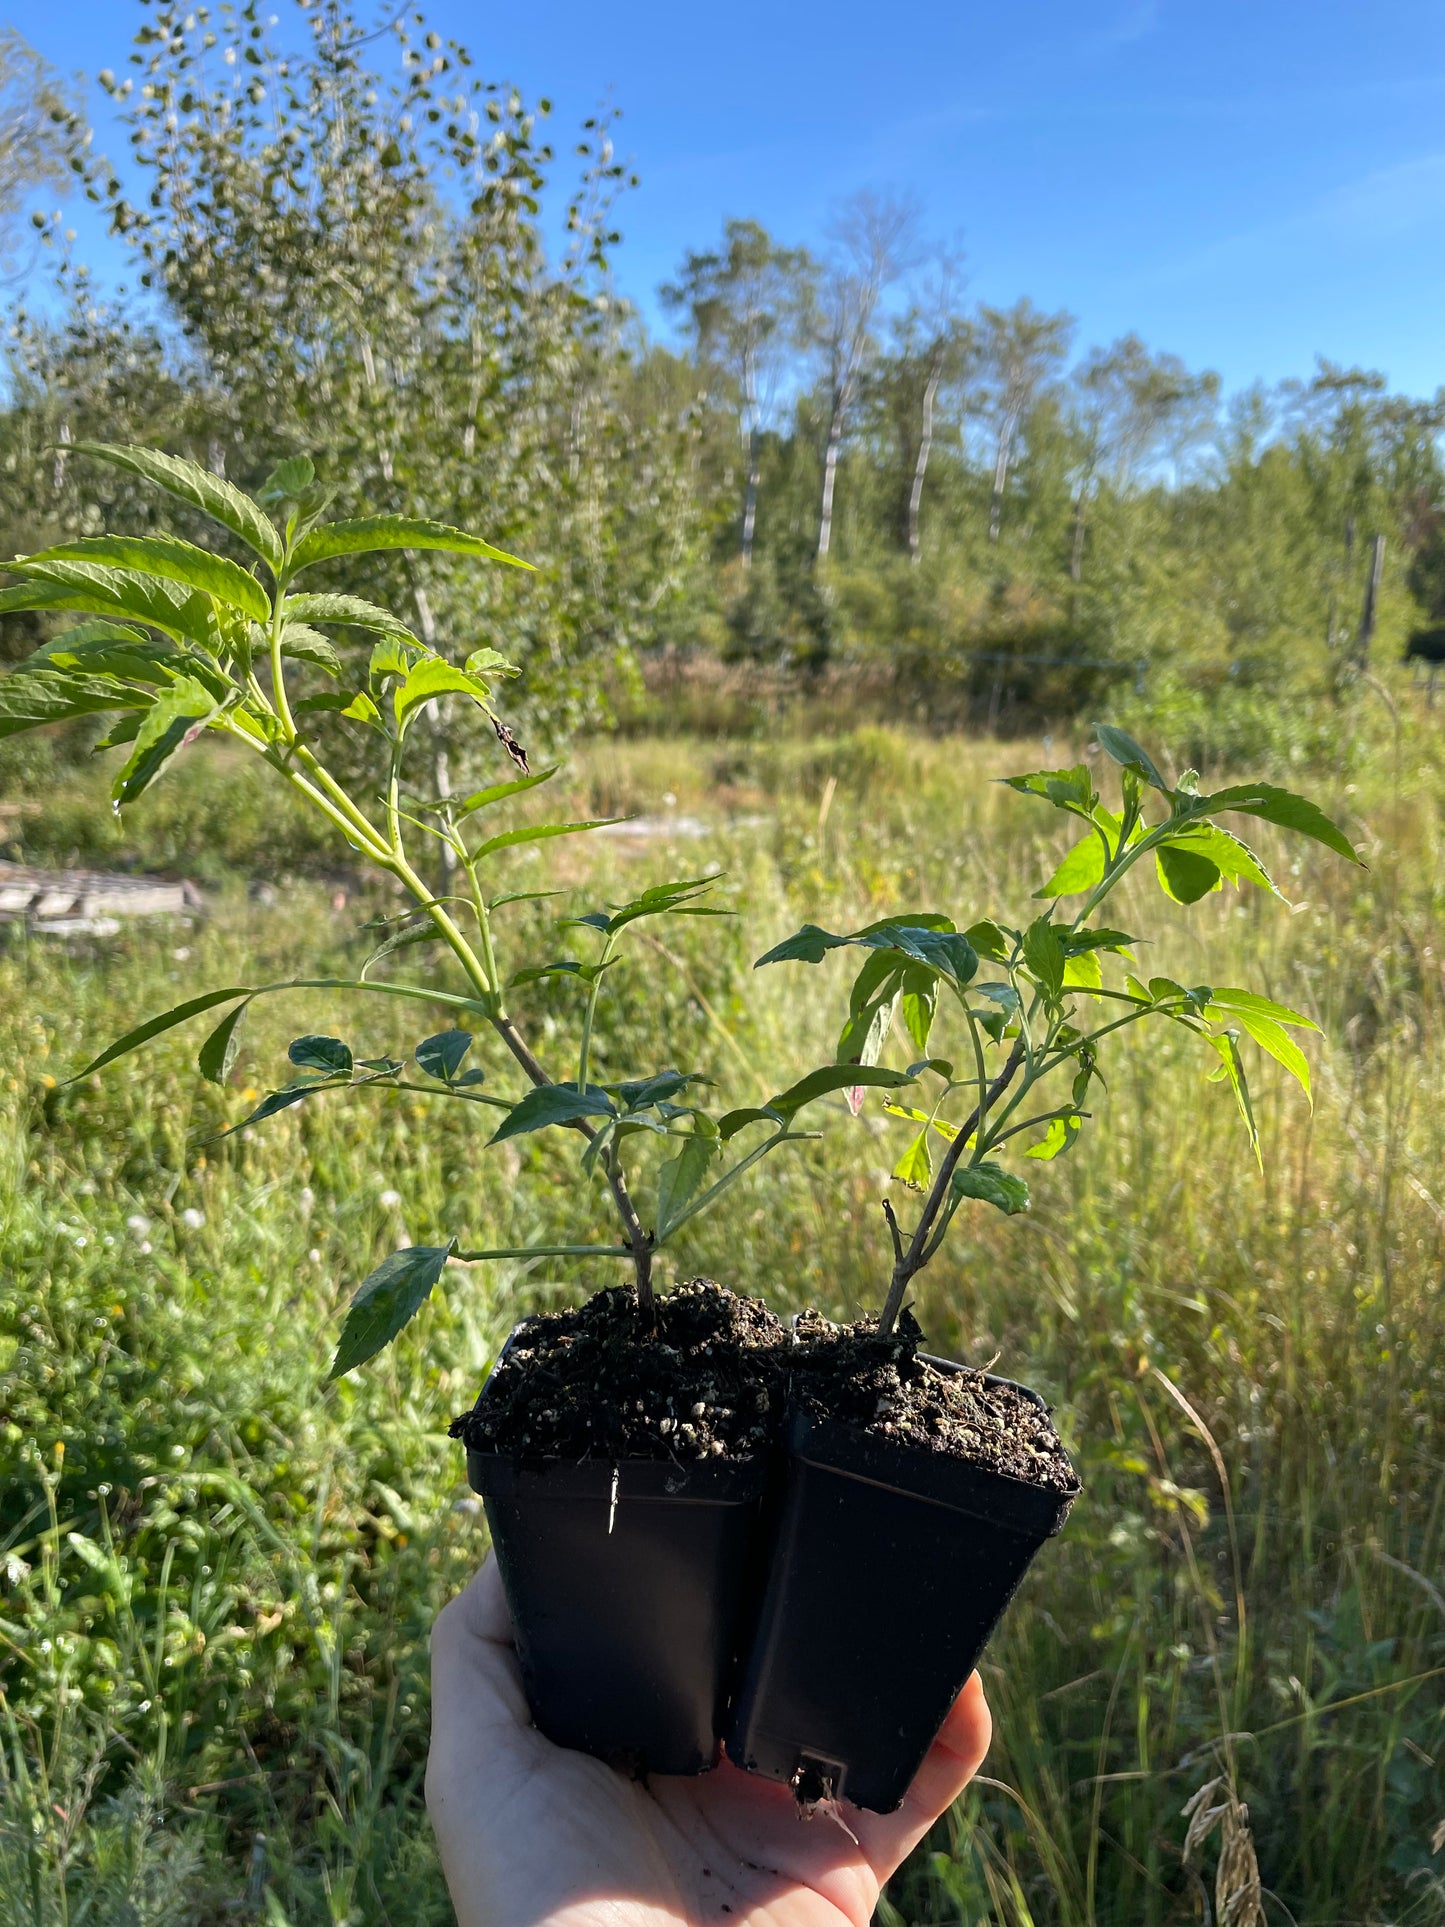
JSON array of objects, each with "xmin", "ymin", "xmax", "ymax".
[{"xmin": 877, "ymin": 1037, "xmax": 1025, "ymax": 1338}]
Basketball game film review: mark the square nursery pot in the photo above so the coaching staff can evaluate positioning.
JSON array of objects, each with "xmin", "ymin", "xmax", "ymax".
[
  {"xmin": 724, "ymin": 1359, "xmax": 1080, "ymax": 1813},
  {"xmin": 467, "ymin": 1424, "xmax": 769, "ymax": 1777}
]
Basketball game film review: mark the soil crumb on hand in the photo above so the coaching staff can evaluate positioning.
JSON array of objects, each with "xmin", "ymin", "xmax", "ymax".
[{"xmin": 451, "ymin": 1279, "xmax": 786, "ymax": 1463}]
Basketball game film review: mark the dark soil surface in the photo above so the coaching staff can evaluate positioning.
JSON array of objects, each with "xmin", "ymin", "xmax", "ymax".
[
  {"xmin": 451, "ymin": 1279, "xmax": 786, "ymax": 1463},
  {"xmin": 454, "ymin": 1282, "xmax": 1077, "ymax": 1492},
  {"xmin": 790, "ymin": 1308, "xmax": 1079, "ymax": 1494}
]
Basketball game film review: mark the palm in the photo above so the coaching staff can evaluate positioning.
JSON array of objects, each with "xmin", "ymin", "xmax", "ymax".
[{"xmin": 427, "ymin": 1562, "xmax": 991, "ymax": 1927}]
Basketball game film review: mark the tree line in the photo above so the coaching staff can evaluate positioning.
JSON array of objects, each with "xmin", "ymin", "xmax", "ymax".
[{"xmin": 2, "ymin": 1, "xmax": 1443, "ymax": 762}]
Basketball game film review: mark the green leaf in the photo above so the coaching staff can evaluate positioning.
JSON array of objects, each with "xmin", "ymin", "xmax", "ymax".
[
  {"xmin": 1206, "ymin": 986, "xmax": 1319, "ymax": 1032},
  {"xmin": 69, "ymin": 441, "xmax": 284, "ymax": 571},
  {"xmin": 0, "ymin": 667, "xmax": 152, "ymax": 739},
  {"xmin": 755, "ymin": 923, "xmax": 844, "ymax": 966},
  {"xmin": 197, "ymin": 1002, "xmax": 249, "ymax": 1085},
  {"xmin": 328, "ymin": 1243, "xmax": 454, "ymax": 1379},
  {"xmin": 111, "ymin": 676, "xmax": 221, "ymax": 806},
  {"xmin": 20, "ymin": 535, "xmax": 270, "ymax": 622},
  {"xmin": 950, "ymin": 1162, "xmax": 1031, "ymax": 1214},
  {"xmin": 260, "ymin": 456, "xmax": 316, "ymax": 502},
  {"xmin": 883, "ymin": 1100, "xmax": 960, "ymax": 1140},
  {"xmin": 488, "ymin": 1081, "xmax": 616, "ymax": 1144},
  {"xmin": 836, "ymin": 953, "xmax": 905, "ymax": 1065},
  {"xmin": 1038, "ymin": 833, "xmax": 1107, "ymax": 898},
  {"xmin": 1199, "ymin": 782, "xmax": 1361, "ymax": 865},
  {"xmin": 1022, "ymin": 916, "xmax": 1066, "ymax": 998},
  {"xmin": 900, "ymin": 961, "xmax": 938, "ymax": 1054},
  {"xmin": 290, "ymin": 515, "xmax": 533, "ymax": 575},
  {"xmin": 281, "ymin": 593, "xmax": 418, "ymax": 642},
  {"xmin": 212, "ymin": 1080, "xmax": 326, "ymax": 1138},
  {"xmin": 472, "ymin": 818, "xmax": 625, "ymax": 860},
  {"xmin": 415, "ymin": 1031, "xmax": 474, "ymax": 1082},
  {"xmin": 340, "ymin": 691, "xmax": 382, "ymax": 726},
  {"xmin": 892, "ymin": 1129, "xmax": 933, "ymax": 1191},
  {"xmin": 766, "ymin": 1062, "xmax": 915, "ymax": 1120},
  {"xmin": 1208, "ymin": 1031, "xmax": 1261, "ymax": 1168},
  {"xmin": 94, "ymin": 713, "xmax": 145, "ymax": 750},
  {"xmin": 601, "ymin": 877, "xmax": 722, "ymax": 933},
  {"xmin": 656, "ymin": 1124, "xmax": 721, "ymax": 1237},
  {"xmin": 1161, "ymin": 823, "xmax": 1279, "ymax": 896},
  {"xmin": 962, "ymin": 918, "xmax": 1012, "ymax": 963},
  {"xmin": 612, "ymin": 1070, "xmax": 697, "ymax": 1113},
  {"xmin": 715, "ymin": 1105, "xmax": 783, "ymax": 1140},
  {"xmin": 509, "ymin": 958, "xmax": 610, "ymax": 988},
  {"xmin": 1026, "ymin": 1113, "xmax": 1082, "ymax": 1160},
  {"xmin": 1062, "ymin": 950, "xmax": 1103, "ymax": 992},
  {"xmin": 1209, "ymin": 1006, "xmax": 1312, "ymax": 1102},
  {"xmin": 1002, "ymin": 764, "xmax": 1098, "ymax": 813},
  {"xmin": 289, "ymin": 1035, "xmax": 353, "ymax": 1076},
  {"xmin": 394, "ymin": 657, "xmax": 498, "ymax": 728},
  {"xmin": 281, "ymin": 626, "xmax": 343, "ymax": 677},
  {"xmin": 465, "ymin": 647, "xmax": 521, "ymax": 679},
  {"xmin": 1094, "ymin": 724, "xmax": 1168, "ymax": 791},
  {"xmin": 1156, "ymin": 844, "xmax": 1222, "ymax": 904},
  {"xmin": 0, "ymin": 563, "xmax": 215, "ymax": 646},
  {"xmin": 1067, "ymin": 927, "xmax": 1138, "ymax": 955},
  {"xmin": 446, "ymin": 766, "xmax": 559, "ymax": 819},
  {"xmin": 71, "ymin": 985, "xmax": 256, "ymax": 1080}
]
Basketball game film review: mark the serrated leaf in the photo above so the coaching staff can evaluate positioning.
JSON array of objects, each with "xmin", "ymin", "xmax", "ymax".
[
  {"xmin": 1210, "ymin": 1006, "xmax": 1312, "ymax": 1103},
  {"xmin": 281, "ymin": 593, "xmax": 417, "ymax": 642},
  {"xmin": 394, "ymin": 656, "xmax": 497, "ymax": 728},
  {"xmin": 197, "ymin": 1001, "xmax": 249, "ymax": 1084},
  {"xmin": 766, "ymin": 1062, "xmax": 914, "ymax": 1120},
  {"xmin": 1026, "ymin": 1113, "xmax": 1082, "ymax": 1160},
  {"xmin": 1022, "ymin": 916, "xmax": 1066, "ymax": 998},
  {"xmin": 1002, "ymin": 763, "xmax": 1098, "ymax": 812},
  {"xmin": 1206, "ymin": 986, "xmax": 1319, "ymax": 1031},
  {"xmin": 260, "ymin": 456, "xmax": 315, "ymax": 502},
  {"xmin": 445, "ymin": 766, "xmax": 559, "ymax": 819},
  {"xmin": 111, "ymin": 675, "xmax": 221, "ymax": 806},
  {"xmin": 488, "ymin": 1081, "xmax": 616, "ymax": 1144},
  {"xmin": 1062, "ymin": 950, "xmax": 1103, "ymax": 992},
  {"xmin": 290, "ymin": 514, "xmax": 533, "ymax": 575},
  {"xmin": 0, "ymin": 666, "xmax": 152, "ymax": 739},
  {"xmin": 891, "ymin": 1128, "xmax": 932, "ymax": 1191},
  {"xmin": 328, "ymin": 1244, "xmax": 454, "ymax": 1379},
  {"xmin": 1199, "ymin": 781, "xmax": 1361, "ymax": 865},
  {"xmin": 1208, "ymin": 1031, "xmax": 1261, "ymax": 1168},
  {"xmin": 1156, "ymin": 843, "xmax": 1223, "ymax": 904},
  {"xmin": 756, "ymin": 922, "xmax": 845, "ymax": 966},
  {"xmin": 962, "ymin": 918, "xmax": 1012, "ymax": 963},
  {"xmin": 656, "ymin": 1126, "xmax": 721, "ymax": 1238},
  {"xmin": 1094, "ymin": 724, "xmax": 1168, "ymax": 791},
  {"xmin": 71, "ymin": 985, "xmax": 255, "ymax": 1080},
  {"xmin": 950, "ymin": 1162, "xmax": 1031, "ymax": 1214},
  {"xmin": 21, "ymin": 534, "xmax": 270, "ymax": 622},
  {"xmin": 289, "ymin": 1035, "xmax": 353, "ymax": 1076},
  {"xmin": 716, "ymin": 1104, "xmax": 783, "ymax": 1140},
  {"xmin": 0, "ymin": 563, "xmax": 215, "ymax": 646},
  {"xmin": 281, "ymin": 626, "xmax": 343, "ymax": 676},
  {"xmin": 1038, "ymin": 833, "xmax": 1107, "ymax": 898},
  {"xmin": 69, "ymin": 441, "xmax": 284, "ymax": 571},
  {"xmin": 414, "ymin": 1030, "xmax": 474, "ymax": 1081},
  {"xmin": 612, "ymin": 1069, "xmax": 697, "ymax": 1113},
  {"xmin": 473, "ymin": 818, "xmax": 625, "ymax": 860},
  {"xmin": 1163, "ymin": 823, "xmax": 1279, "ymax": 896}
]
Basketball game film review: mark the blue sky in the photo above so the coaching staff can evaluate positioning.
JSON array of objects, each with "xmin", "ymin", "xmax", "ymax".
[{"xmin": 13, "ymin": 0, "xmax": 1445, "ymax": 396}]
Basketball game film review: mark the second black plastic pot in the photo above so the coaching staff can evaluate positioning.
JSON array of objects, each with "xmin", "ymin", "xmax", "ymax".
[
  {"xmin": 724, "ymin": 1360, "xmax": 1079, "ymax": 1813},
  {"xmin": 469, "ymin": 1446, "xmax": 769, "ymax": 1776}
]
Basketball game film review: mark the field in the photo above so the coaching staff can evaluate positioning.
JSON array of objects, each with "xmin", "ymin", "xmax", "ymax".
[{"xmin": 2, "ymin": 716, "xmax": 1444, "ymax": 1926}]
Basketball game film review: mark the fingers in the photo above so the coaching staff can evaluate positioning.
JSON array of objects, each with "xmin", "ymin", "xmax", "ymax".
[
  {"xmin": 429, "ymin": 1556, "xmax": 533, "ymax": 1745},
  {"xmin": 852, "ymin": 1672, "xmax": 992, "ymax": 1878}
]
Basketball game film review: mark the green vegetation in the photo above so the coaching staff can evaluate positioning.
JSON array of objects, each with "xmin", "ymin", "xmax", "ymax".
[{"xmin": 3, "ymin": 728, "xmax": 1443, "ymax": 1923}]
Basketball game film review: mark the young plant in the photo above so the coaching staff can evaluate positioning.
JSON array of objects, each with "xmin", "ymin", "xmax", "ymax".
[
  {"xmin": 759, "ymin": 726, "xmax": 1359, "ymax": 1335},
  {"xmin": 0, "ymin": 443, "xmax": 914, "ymax": 1369}
]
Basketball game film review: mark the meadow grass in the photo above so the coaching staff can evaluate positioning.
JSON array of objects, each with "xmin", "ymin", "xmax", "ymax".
[{"xmin": 2, "ymin": 719, "xmax": 1443, "ymax": 1924}]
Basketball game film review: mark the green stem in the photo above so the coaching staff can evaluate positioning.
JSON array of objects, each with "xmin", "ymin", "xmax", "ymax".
[
  {"xmin": 452, "ymin": 1244, "xmax": 633, "ymax": 1262},
  {"xmin": 877, "ymin": 1036, "xmax": 1026, "ymax": 1337},
  {"xmin": 577, "ymin": 934, "xmax": 616, "ymax": 1089}
]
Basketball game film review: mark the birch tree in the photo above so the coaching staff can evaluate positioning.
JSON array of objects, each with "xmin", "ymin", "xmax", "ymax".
[
  {"xmin": 813, "ymin": 190, "xmax": 919, "ymax": 562},
  {"xmin": 661, "ymin": 220, "xmax": 812, "ymax": 568},
  {"xmin": 975, "ymin": 299, "xmax": 1073, "ymax": 543}
]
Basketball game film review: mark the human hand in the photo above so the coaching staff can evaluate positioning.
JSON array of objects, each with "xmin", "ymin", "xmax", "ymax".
[{"xmin": 427, "ymin": 1559, "xmax": 991, "ymax": 1927}]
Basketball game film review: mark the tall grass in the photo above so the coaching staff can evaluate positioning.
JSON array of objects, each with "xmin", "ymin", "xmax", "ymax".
[{"xmin": 2, "ymin": 722, "xmax": 1443, "ymax": 1924}]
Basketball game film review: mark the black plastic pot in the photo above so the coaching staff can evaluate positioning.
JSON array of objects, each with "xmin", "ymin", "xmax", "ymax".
[
  {"xmin": 725, "ymin": 1360, "xmax": 1079, "ymax": 1813},
  {"xmin": 468, "ymin": 1444, "xmax": 770, "ymax": 1776}
]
